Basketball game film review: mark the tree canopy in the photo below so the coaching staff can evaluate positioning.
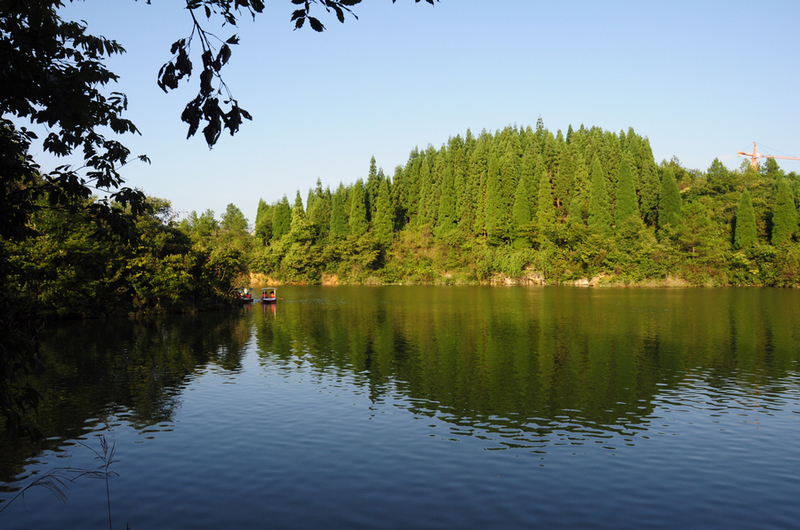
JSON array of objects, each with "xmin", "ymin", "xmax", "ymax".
[{"xmin": 248, "ymin": 122, "xmax": 800, "ymax": 287}]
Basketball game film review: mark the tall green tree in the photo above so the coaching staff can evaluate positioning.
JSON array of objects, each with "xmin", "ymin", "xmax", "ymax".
[
  {"xmin": 638, "ymin": 140, "xmax": 661, "ymax": 226},
  {"xmin": 565, "ymin": 194, "xmax": 587, "ymax": 246},
  {"xmin": 484, "ymin": 149, "xmax": 507, "ymax": 242},
  {"xmin": 587, "ymin": 155, "xmax": 612, "ymax": 236},
  {"xmin": 764, "ymin": 157, "xmax": 785, "ymax": 182},
  {"xmin": 614, "ymin": 155, "xmax": 641, "ymax": 238},
  {"xmin": 271, "ymin": 195, "xmax": 292, "ymax": 240},
  {"xmin": 468, "ymin": 133, "xmax": 490, "ymax": 236},
  {"xmin": 365, "ymin": 156, "xmax": 380, "ymax": 222},
  {"xmin": 329, "ymin": 183, "xmax": 348, "ymax": 238},
  {"xmin": 706, "ymin": 158, "xmax": 734, "ymax": 194},
  {"xmin": 771, "ymin": 178, "xmax": 798, "ymax": 245},
  {"xmin": 512, "ymin": 169, "xmax": 532, "ymax": 227},
  {"xmin": 658, "ymin": 167, "xmax": 682, "ymax": 230},
  {"xmin": 254, "ymin": 198, "xmax": 272, "ymax": 245},
  {"xmin": 221, "ymin": 203, "xmax": 249, "ymax": 234},
  {"xmin": 290, "ymin": 191, "xmax": 306, "ymax": 228},
  {"xmin": 676, "ymin": 199, "xmax": 718, "ymax": 258},
  {"xmin": 184, "ymin": 209, "xmax": 218, "ymax": 246},
  {"xmin": 307, "ymin": 181, "xmax": 331, "ymax": 240},
  {"xmin": 349, "ymin": 179, "xmax": 369, "ymax": 236},
  {"xmin": 373, "ymin": 178, "xmax": 394, "ymax": 247},
  {"xmin": 436, "ymin": 157, "xmax": 457, "ymax": 236},
  {"xmin": 416, "ymin": 157, "xmax": 434, "ymax": 227},
  {"xmin": 553, "ymin": 143, "xmax": 574, "ymax": 217},
  {"xmin": 219, "ymin": 203, "xmax": 251, "ymax": 254},
  {"xmin": 734, "ymin": 189, "xmax": 757, "ymax": 250},
  {"xmin": 536, "ymin": 166, "xmax": 556, "ymax": 240}
]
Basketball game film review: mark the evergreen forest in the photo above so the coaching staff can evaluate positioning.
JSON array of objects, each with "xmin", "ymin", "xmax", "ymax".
[{"xmin": 240, "ymin": 121, "xmax": 800, "ymax": 287}]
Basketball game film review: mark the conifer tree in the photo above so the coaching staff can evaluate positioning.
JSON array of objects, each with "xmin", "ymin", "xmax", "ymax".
[
  {"xmin": 536, "ymin": 165, "xmax": 556, "ymax": 240},
  {"xmin": 453, "ymin": 166, "xmax": 466, "ymax": 232},
  {"xmin": 677, "ymin": 200, "xmax": 716, "ymax": 257},
  {"xmin": 436, "ymin": 157, "xmax": 457, "ymax": 235},
  {"xmin": 307, "ymin": 182, "xmax": 331, "ymax": 240},
  {"xmin": 373, "ymin": 178, "xmax": 394, "ymax": 247},
  {"xmin": 292, "ymin": 190, "xmax": 305, "ymax": 217},
  {"xmin": 254, "ymin": 198, "xmax": 272, "ymax": 245},
  {"xmin": 401, "ymin": 150, "xmax": 422, "ymax": 221},
  {"xmin": 603, "ymin": 132, "xmax": 622, "ymax": 191},
  {"xmin": 457, "ymin": 129, "xmax": 477, "ymax": 232},
  {"xmin": 519, "ymin": 147, "xmax": 537, "ymax": 210},
  {"xmin": 615, "ymin": 155, "xmax": 641, "ymax": 237},
  {"xmin": 289, "ymin": 191, "xmax": 307, "ymax": 234},
  {"xmin": 588, "ymin": 155, "xmax": 612, "ymax": 236},
  {"xmin": 566, "ymin": 195, "xmax": 584, "ymax": 230},
  {"xmin": 658, "ymin": 167, "xmax": 682, "ymax": 230},
  {"xmin": 271, "ymin": 195, "xmax": 292, "ymax": 241},
  {"xmin": 499, "ymin": 132, "xmax": 521, "ymax": 203},
  {"xmin": 626, "ymin": 128, "xmax": 641, "ymax": 167},
  {"xmin": 448, "ymin": 134, "xmax": 468, "ymax": 227},
  {"xmin": 571, "ymin": 152, "xmax": 590, "ymax": 198},
  {"xmin": 306, "ymin": 188, "xmax": 316, "ymax": 214},
  {"xmin": 638, "ymin": 139, "xmax": 661, "ymax": 226},
  {"xmin": 287, "ymin": 190, "xmax": 319, "ymax": 244},
  {"xmin": 485, "ymin": 150, "xmax": 507, "ymax": 242},
  {"xmin": 430, "ymin": 147, "xmax": 449, "ymax": 226},
  {"xmin": 771, "ymin": 178, "xmax": 798, "ymax": 245},
  {"xmin": 390, "ymin": 165, "xmax": 407, "ymax": 230},
  {"xmin": 734, "ymin": 189, "xmax": 757, "ymax": 250},
  {"xmin": 365, "ymin": 156, "xmax": 380, "ymax": 222},
  {"xmin": 553, "ymin": 143, "xmax": 573, "ymax": 216},
  {"xmin": 329, "ymin": 183, "xmax": 348, "ymax": 238},
  {"xmin": 512, "ymin": 170, "xmax": 532, "ymax": 228},
  {"xmin": 469, "ymin": 133, "xmax": 489, "ymax": 236},
  {"xmin": 349, "ymin": 179, "xmax": 369, "ymax": 236},
  {"xmin": 417, "ymin": 157, "xmax": 434, "ymax": 227}
]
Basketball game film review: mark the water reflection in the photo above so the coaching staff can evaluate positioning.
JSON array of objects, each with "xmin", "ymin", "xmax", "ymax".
[
  {"xmin": 0, "ymin": 310, "xmax": 251, "ymax": 483},
  {"xmin": 253, "ymin": 286, "xmax": 800, "ymax": 448},
  {"xmin": 2, "ymin": 286, "xmax": 799, "ymax": 529},
  {"xmin": 3, "ymin": 287, "xmax": 800, "ymax": 483}
]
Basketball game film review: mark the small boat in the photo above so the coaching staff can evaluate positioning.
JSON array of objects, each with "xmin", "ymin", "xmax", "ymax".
[
  {"xmin": 260, "ymin": 287, "xmax": 277, "ymax": 303},
  {"xmin": 235, "ymin": 287, "xmax": 254, "ymax": 303}
]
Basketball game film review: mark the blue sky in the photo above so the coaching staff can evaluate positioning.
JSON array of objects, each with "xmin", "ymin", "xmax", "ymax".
[{"xmin": 47, "ymin": 0, "xmax": 800, "ymax": 224}]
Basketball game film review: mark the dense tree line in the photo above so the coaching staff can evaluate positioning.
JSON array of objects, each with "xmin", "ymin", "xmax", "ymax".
[
  {"xmin": 7, "ymin": 195, "xmax": 249, "ymax": 319},
  {"xmin": 251, "ymin": 121, "xmax": 800, "ymax": 286}
]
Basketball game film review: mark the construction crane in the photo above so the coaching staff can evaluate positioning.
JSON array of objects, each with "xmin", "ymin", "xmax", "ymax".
[{"xmin": 737, "ymin": 142, "xmax": 800, "ymax": 169}]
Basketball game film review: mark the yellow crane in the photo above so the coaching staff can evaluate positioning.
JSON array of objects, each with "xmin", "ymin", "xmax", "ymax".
[{"xmin": 737, "ymin": 142, "xmax": 800, "ymax": 169}]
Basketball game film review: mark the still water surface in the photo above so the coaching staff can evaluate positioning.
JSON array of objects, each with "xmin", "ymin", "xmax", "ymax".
[{"xmin": 2, "ymin": 286, "xmax": 800, "ymax": 529}]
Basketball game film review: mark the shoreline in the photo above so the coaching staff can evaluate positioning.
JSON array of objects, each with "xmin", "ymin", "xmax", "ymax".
[{"xmin": 249, "ymin": 272, "xmax": 776, "ymax": 288}]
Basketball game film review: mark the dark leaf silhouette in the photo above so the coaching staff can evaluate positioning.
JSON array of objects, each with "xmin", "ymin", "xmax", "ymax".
[{"xmin": 156, "ymin": 0, "xmax": 438, "ymax": 147}]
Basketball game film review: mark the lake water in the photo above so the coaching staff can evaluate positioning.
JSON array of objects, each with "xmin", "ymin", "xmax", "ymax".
[{"xmin": 2, "ymin": 286, "xmax": 800, "ymax": 529}]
